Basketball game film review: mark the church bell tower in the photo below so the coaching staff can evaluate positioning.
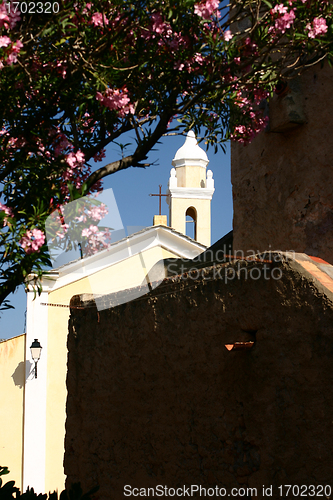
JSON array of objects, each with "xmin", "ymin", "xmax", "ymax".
[{"xmin": 167, "ymin": 131, "xmax": 214, "ymax": 247}]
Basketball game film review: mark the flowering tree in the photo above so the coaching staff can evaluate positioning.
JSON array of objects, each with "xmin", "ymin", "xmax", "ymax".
[{"xmin": 0, "ymin": 0, "xmax": 332, "ymax": 309}]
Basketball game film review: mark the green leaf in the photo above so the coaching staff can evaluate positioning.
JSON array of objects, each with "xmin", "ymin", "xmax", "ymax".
[
  {"xmin": 55, "ymin": 38, "xmax": 71, "ymax": 46},
  {"xmin": 0, "ymin": 466, "xmax": 10, "ymax": 476},
  {"xmin": 262, "ymin": 0, "xmax": 273, "ymax": 8}
]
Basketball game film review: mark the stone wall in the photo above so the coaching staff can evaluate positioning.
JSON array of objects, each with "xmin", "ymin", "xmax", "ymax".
[
  {"xmin": 65, "ymin": 257, "xmax": 333, "ymax": 499},
  {"xmin": 231, "ymin": 63, "xmax": 333, "ymax": 264}
]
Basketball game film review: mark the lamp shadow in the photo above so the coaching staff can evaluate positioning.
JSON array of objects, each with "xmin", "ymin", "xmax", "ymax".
[
  {"xmin": 11, "ymin": 360, "xmax": 34, "ymax": 388},
  {"xmin": 11, "ymin": 361, "xmax": 26, "ymax": 388}
]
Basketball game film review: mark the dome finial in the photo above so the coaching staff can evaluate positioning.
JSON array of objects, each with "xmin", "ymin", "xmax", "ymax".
[
  {"xmin": 172, "ymin": 130, "xmax": 209, "ymax": 168},
  {"xmin": 186, "ymin": 130, "xmax": 196, "ymax": 140}
]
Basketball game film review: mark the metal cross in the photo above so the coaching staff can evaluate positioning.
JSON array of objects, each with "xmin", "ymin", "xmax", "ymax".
[{"xmin": 149, "ymin": 185, "xmax": 170, "ymax": 215}]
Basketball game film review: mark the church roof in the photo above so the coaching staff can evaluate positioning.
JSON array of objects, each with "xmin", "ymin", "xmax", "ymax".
[
  {"xmin": 53, "ymin": 224, "xmax": 205, "ymax": 272},
  {"xmin": 38, "ymin": 224, "xmax": 206, "ymax": 292}
]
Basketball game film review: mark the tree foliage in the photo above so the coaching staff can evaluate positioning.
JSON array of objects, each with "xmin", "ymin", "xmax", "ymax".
[
  {"xmin": 0, "ymin": 0, "xmax": 332, "ymax": 307},
  {"xmin": 0, "ymin": 465, "xmax": 98, "ymax": 499}
]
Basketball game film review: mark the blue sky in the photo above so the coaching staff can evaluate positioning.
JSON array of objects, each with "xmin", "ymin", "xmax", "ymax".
[{"xmin": 0, "ymin": 132, "xmax": 233, "ymax": 340}]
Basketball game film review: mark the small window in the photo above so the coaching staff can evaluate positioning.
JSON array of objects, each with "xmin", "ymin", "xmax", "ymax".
[{"xmin": 185, "ymin": 206, "xmax": 197, "ymax": 240}]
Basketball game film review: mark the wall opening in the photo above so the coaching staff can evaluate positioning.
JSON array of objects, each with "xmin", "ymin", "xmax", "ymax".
[{"xmin": 186, "ymin": 206, "xmax": 197, "ymax": 241}]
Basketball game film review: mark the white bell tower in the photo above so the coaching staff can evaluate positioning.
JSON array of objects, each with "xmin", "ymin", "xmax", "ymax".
[{"xmin": 167, "ymin": 131, "xmax": 214, "ymax": 247}]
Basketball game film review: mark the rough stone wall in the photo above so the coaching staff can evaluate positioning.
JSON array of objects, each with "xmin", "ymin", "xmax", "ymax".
[
  {"xmin": 65, "ymin": 258, "xmax": 333, "ymax": 499},
  {"xmin": 231, "ymin": 63, "xmax": 333, "ymax": 264}
]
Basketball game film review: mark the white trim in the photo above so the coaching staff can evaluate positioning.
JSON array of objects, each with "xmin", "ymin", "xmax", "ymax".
[
  {"xmin": 168, "ymin": 187, "xmax": 215, "ymax": 200},
  {"xmin": 36, "ymin": 226, "xmax": 205, "ymax": 292},
  {"xmin": 156, "ymin": 228, "xmax": 204, "ymax": 259},
  {"xmin": 172, "ymin": 158, "xmax": 208, "ymax": 168},
  {"xmin": 23, "ymin": 291, "xmax": 49, "ymax": 494}
]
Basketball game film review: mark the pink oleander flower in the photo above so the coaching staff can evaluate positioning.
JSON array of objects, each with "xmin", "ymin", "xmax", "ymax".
[
  {"xmin": 194, "ymin": 0, "xmax": 220, "ymax": 19},
  {"xmin": 20, "ymin": 228, "xmax": 45, "ymax": 254},
  {"xmin": 245, "ymin": 37, "xmax": 257, "ymax": 50},
  {"xmin": 271, "ymin": 4, "xmax": 288, "ymax": 15},
  {"xmin": 223, "ymin": 30, "xmax": 233, "ymax": 42},
  {"xmin": 76, "ymin": 214, "xmax": 87, "ymax": 223},
  {"xmin": 0, "ymin": 36, "xmax": 11, "ymax": 48},
  {"xmin": 306, "ymin": 17, "xmax": 328, "ymax": 38},
  {"xmin": 87, "ymin": 203, "xmax": 108, "ymax": 222},
  {"xmin": 56, "ymin": 61, "xmax": 67, "ymax": 79},
  {"xmin": 82, "ymin": 112, "xmax": 94, "ymax": 128},
  {"xmin": 0, "ymin": 4, "xmax": 10, "ymax": 28},
  {"xmin": 151, "ymin": 12, "xmax": 171, "ymax": 35},
  {"xmin": 82, "ymin": 2, "xmax": 92, "ymax": 14},
  {"xmin": 53, "ymin": 132, "xmax": 72, "ymax": 157},
  {"xmin": 231, "ymin": 115, "xmax": 269, "ymax": 144},
  {"xmin": 235, "ymin": 93, "xmax": 251, "ymax": 108},
  {"xmin": 82, "ymin": 224, "xmax": 99, "ymax": 238},
  {"xmin": 275, "ymin": 10, "xmax": 295, "ymax": 33},
  {"xmin": 12, "ymin": 40, "xmax": 23, "ymax": 53},
  {"xmin": 66, "ymin": 150, "xmax": 85, "ymax": 168},
  {"xmin": 141, "ymin": 12, "xmax": 173, "ymax": 41},
  {"xmin": 93, "ymin": 148, "xmax": 106, "ymax": 162},
  {"xmin": 194, "ymin": 53, "xmax": 204, "ymax": 65},
  {"xmin": 84, "ymin": 228, "xmax": 111, "ymax": 256},
  {"xmin": 0, "ymin": 3, "xmax": 21, "ymax": 29},
  {"xmin": 253, "ymin": 88, "xmax": 270, "ymax": 105},
  {"xmin": 8, "ymin": 6, "xmax": 20, "ymax": 28},
  {"xmin": 0, "ymin": 202, "xmax": 13, "ymax": 226},
  {"xmin": 6, "ymin": 52, "xmax": 18, "ymax": 65},
  {"xmin": 91, "ymin": 12, "xmax": 109, "ymax": 27},
  {"xmin": 174, "ymin": 61, "xmax": 185, "ymax": 71},
  {"xmin": 75, "ymin": 150, "xmax": 85, "ymax": 163},
  {"xmin": 270, "ymin": 4, "xmax": 295, "ymax": 34},
  {"xmin": 165, "ymin": 32, "xmax": 181, "ymax": 49},
  {"xmin": 96, "ymin": 87, "xmax": 134, "ymax": 117},
  {"xmin": 56, "ymin": 223, "xmax": 69, "ymax": 239},
  {"xmin": 7, "ymin": 136, "xmax": 18, "ymax": 148}
]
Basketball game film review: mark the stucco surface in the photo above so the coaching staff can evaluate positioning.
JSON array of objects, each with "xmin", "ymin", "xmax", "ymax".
[
  {"xmin": 231, "ymin": 63, "xmax": 333, "ymax": 264},
  {"xmin": 65, "ymin": 256, "xmax": 333, "ymax": 499},
  {"xmin": 169, "ymin": 197, "xmax": 212, "ymax": 247},
  {"xmin": 0, "ymin": 334, "xmax": 25, "ymax": 490}
]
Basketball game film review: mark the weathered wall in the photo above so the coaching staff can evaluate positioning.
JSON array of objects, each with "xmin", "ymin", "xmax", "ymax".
[
  {"xmin": 231, "ymin": 63, "xmax": 333, "ymax": 263},
  {"xmin": 65, "ymin": 257, "xmax": 333, "ymax": 499},
  {"xmin": 0, "ymin": 334, "xmax": 25, "ymax": 490}
]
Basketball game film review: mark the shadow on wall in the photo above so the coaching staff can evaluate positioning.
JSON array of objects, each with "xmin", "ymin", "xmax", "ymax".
[
  {"xmin": 11, "ymin": 361, "xmax": 26, "ymax": 389},
  {"xmin": 12, "ymin": 360, "xmax": 34, "ymax": 388}
]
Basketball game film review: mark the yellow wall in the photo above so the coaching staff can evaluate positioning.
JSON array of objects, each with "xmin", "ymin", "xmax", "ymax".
[
  {"xmin": 170, "ymin": 198, "xmax": 211, "ymax": 247},
  {"xmin": 0, "ymin": 334, "xmax": 25, "ymax": 490},
  {"xmin": 176, "ymin": 165, "xmax": 206, "ymax": 188},
  {"xmin": 44, "ymin": 246, "xmax": 176, "ymax": 493}
]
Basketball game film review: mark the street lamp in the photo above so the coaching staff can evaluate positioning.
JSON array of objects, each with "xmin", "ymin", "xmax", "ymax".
[{"xmin": 30, "ymin": 339, "xmax": 42, "ymax": 379}]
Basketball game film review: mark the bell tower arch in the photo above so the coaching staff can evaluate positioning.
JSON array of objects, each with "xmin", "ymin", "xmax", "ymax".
[
  {"xmin": 167, "ymin": 131, "xmax": 215, "ymax": 247},
  {"xmin": 186, "ymin": 206, "xmax": 197, "ymax": 240}
]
